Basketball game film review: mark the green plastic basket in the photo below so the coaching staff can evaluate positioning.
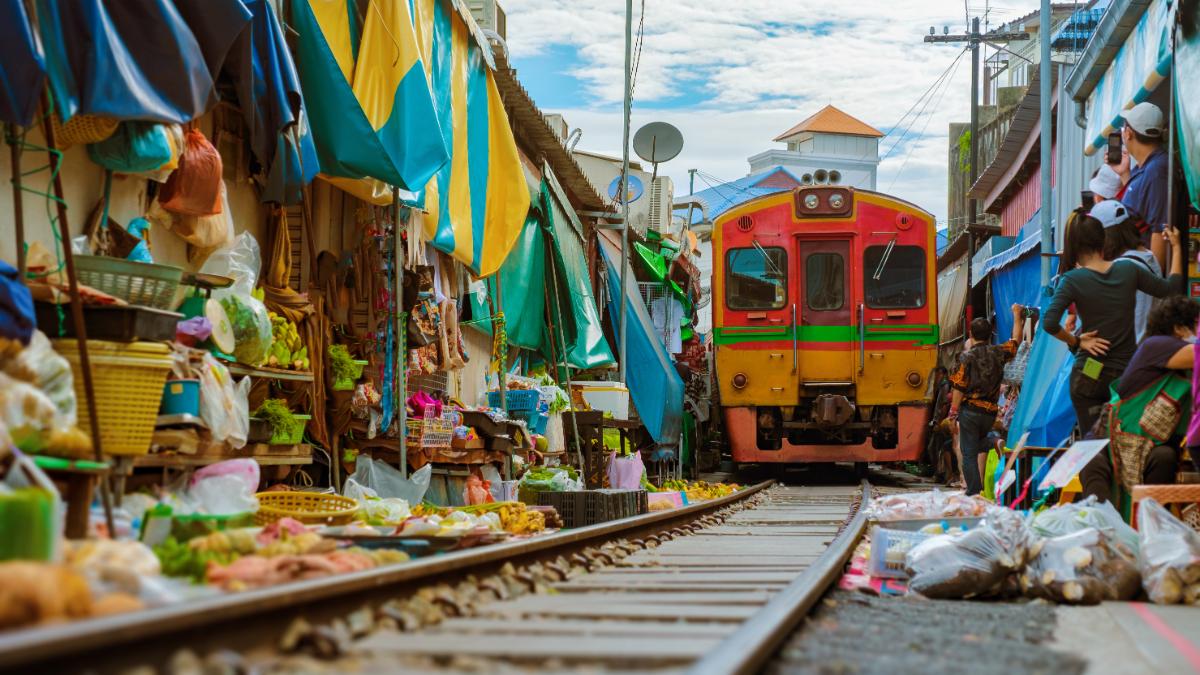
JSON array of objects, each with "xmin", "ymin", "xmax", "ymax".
[
  {"xmin": 269, "ymin": 414, "xmax": 311, "ymax": 445},
  {"xmin": 74, "ymin": 255, "xmax": 183, "ymax": 310},
  {"xmin": 333, "ymin": 360, "xmax": 368, "ymax": 391}
]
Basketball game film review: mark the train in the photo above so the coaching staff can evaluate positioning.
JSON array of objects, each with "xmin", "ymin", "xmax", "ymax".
[{"xmin": 711, "ymin": 184, "xmax": 939, "ymax": 468}]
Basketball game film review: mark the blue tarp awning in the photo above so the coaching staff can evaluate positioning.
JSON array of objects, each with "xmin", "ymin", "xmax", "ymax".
[
  {"xmin": 598, "ymin": 231, "xmax": 683, "ymax": 446},
  {"xmin": 1005, "ymin": 289, "xmax": 1076, "ymax": 450},
  {"xmin": 973, "ymin": 209, "xmax": 1047, "ymax": 287}
]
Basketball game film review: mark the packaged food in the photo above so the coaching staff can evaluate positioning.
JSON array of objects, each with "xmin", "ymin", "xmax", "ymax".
[
  {"xmin": 866, "ymin": 489, "xmax": 989, "ymax": 521},
  {"xmin": 1137, "ymin": 498, "xmax": 1200, "ymax": 604},
  {"xmin": 1021, "ymin": 528, "xmax": 1140, "ymax": 604},
  {"xmin": 904, "ymin": 507, "xmax": 1035, "ymax": 598}
]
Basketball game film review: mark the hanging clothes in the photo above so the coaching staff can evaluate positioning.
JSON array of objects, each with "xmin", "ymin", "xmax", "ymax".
[{"xmin": 650, "ymin": 296, "xmax": 684, "ymax": 355}]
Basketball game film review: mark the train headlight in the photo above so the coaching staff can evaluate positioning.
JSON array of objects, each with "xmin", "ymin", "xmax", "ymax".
[
  {"xmin": 732, "ymin": 373, "xmax": 748, "ymax": 389},
  {"xmin": 828, "ymin": 193, "xmax": 845, "ymax": 210},
  {"xmin": 906, "ymin": 371, "xmax": 923, "ymax": 388},
  {"xmin": 803, "ymin": 194, "xmax": 819, "ymax": 210}
]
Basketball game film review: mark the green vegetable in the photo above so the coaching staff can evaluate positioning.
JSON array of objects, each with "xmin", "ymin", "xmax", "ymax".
[
  {"xmin": 153, "ymin": 536, "xmax": 239, "ymax": 583},
  {"xmin": 329, "ymin": 344, "xmax": 358, "ymax": 381},
  {"xmin": 219, "ymin": 294, "xmax": 273, "ymax": 365},
  {"xmin": 254, "ymin": 399, "xmax": 301, "ymax": 441}
]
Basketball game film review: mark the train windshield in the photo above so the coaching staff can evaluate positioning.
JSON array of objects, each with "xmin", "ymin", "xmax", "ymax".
[
  {"xmin": 726, "ymin": 247, "xmax": 787, "ymax": 310},
  {"xmin": 863, "ymin": 245, "xmax": 925, "ymax": 308}
]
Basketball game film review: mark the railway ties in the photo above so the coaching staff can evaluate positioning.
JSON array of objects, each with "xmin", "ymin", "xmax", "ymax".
[{"xmin": 347, "ymin": 484, "xmax": 864, "ymax": 673}]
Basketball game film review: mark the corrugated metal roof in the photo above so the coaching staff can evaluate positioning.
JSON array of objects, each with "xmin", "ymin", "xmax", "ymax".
[
  {"xmin": 687, "ymin": 166, "xmax": 803, "ymax": 224},
  {"xmin": 772, "ymin": 105, "xmax": 883, "ymax": 141},
  {"xmin": 1064, "ymin": 0, "xmax": 1153, "ymax": 102}
]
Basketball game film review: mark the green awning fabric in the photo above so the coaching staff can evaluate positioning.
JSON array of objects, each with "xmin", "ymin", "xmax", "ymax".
[
  {"xmin": 468, "ymin": 208, "xmax": 545, "ymax": 352},
  {"xmin": 541, "ymin": 172, "xmax": 615, "ymax": 370}
]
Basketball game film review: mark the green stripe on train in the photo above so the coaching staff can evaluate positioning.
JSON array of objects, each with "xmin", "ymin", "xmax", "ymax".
[{"xmin": 712, "ymin": 324, "xmax": 939, "ymax": 346}]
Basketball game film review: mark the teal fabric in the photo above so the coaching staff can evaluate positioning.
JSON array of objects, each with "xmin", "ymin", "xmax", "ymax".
[
  {"xmin": 87, "ymin": 121, "xmax": 172, "ymax": 173},
  {"xmin": 468, "ymin": 208, "xmax": 547, "ymax": 352}
]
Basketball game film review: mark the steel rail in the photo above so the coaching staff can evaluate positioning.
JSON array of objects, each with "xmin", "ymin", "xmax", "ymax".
[
  {"xmin": 687, "ymin": 479, "xmax": 872, "ymax": 675},
  {"xmin": 0, "ymin": 481, "xmax": 771, "ymax": 673}
]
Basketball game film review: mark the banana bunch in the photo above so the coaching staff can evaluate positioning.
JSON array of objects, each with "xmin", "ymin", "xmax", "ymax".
[
  {"xmin": 498, "ymin": 504, "xmax": 545, "ymax": 534},
  {"xmin": 266, "ymin": 311, "xmax": 310, "ymax": 370},
  {"xmin": 685, "ymin": 480, "xmax": 739, "ymax": 501}
]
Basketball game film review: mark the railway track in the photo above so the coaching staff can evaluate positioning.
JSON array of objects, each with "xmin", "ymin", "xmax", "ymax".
[{"xmin": 0, "ymin": 474, "xmax": 902, "ymax": 674}]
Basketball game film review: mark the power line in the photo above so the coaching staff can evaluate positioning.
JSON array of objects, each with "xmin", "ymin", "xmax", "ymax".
[
  {"xmin": 881, "ymin": 47, "xmax": 969, "ymax": 162},
  {"xmin": 887, "ymin": 50, "xmax": 965, "ymax": 192},
  {"xmin": 629, "ymin": 0, "xmax": 646, "ymax": 101}
]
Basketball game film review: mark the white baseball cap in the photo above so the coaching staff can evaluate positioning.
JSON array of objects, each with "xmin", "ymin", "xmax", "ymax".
[
  {"xmin": 1089, "ymin": 164, "xmax": 1123, "ymax": 200},
  {"xmin": 1089, "ymin": 199, "xmax": 1130, "ymax": 229},
  {"xmin": 1122, "ymin": 102, "xmax": 1164, "ymax": 137}
]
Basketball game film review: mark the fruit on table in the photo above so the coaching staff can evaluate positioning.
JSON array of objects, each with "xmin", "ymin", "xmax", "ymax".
[
  {"xmin": 660, "ymin": 479, "xmax": 740, "ymax": 500},
  {"xmin": 266, "ymin": 311, "xmax": 309, "ymax": 370}
]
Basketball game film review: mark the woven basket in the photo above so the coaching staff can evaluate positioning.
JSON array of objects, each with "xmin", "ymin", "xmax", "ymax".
[
  {"xmin": 51, "ymin": 114, "xmax": 119, "ymax": 147},
  {"xmin": 54, "ymin": 340, "xmax": 172, "ymax": 455},
  {"xmin": 255, "ymin": 492, "xmax": 358, "ymax": 526},
  {"xmin": 74, "ymin": 255, "xmax": 183, "ymax": 310}
]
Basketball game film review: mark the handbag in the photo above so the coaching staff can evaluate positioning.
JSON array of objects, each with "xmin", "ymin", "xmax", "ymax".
[
  {"xmin": 1002, "ymin": 317, "xmax": 1032, "ymax": 387},
  {"xmin": 1108, "ymin": 373, "xmax": 1191, "ymax": 490}
]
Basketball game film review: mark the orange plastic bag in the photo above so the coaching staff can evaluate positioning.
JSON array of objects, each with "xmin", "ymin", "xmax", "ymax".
[{"xmin": 159, "ymin": 129, "xmax": 223, "ymax": 216}]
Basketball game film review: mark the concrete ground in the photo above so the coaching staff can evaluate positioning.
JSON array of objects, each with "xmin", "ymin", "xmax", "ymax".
[{"xmin": 1053, "ymin": 602, "xmax": 1200, "ymax": 674}]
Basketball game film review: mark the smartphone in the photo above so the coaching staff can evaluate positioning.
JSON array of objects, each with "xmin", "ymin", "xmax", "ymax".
[
  {"xmin": 1107, "ymin": 131, "xmax": 1122, "ymax": 165},
  {"xmin": 1081, "ymin": 190, "xmax": 1095, "ymax": 209}
]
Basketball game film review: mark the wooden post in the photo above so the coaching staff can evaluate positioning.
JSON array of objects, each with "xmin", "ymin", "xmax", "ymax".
[
  {"xmin": 41, "ymin": 98, "xmax": 116, "ymax": 536},
  {"xmin": 7, "ymin": 125, "xmax": 26, "ymax": 277}
]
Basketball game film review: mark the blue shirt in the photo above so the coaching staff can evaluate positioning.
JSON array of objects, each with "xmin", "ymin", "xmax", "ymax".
[{"xmin": 1122, "ymin": 147, "xmax": 1169, "ymax": 240}]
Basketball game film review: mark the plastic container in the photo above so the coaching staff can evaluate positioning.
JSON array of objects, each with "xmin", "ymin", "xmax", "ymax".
[
  {"xmin": 570, "ymin": 381, "xmax": 630, "ymax": 420},
  {"xmin": 247, "ymin": 417, "xmax": 273, "ymax": 444},
  {"xmin": 160, "ymin": 379, "xmax": 201, "ymax": 416},
  {"xmin": 487, "ymin": 389, "xmax": 541, "ymax": 412},
  {"xmin": 54, "ymin": 339, "xmax": 173, "ymax": 455},
  {"xmin": 268, "ymin": 414, "xmax": 310, "ymax": 445},
  {"xmin": 35, "ymin": 302, "xmax": 182, "ymax": 342},
  {"xmin": 333, "ymin": 360, "xmax": 369, "ymax": 391},
  {"xmin": 73, "ymin": 255, "xmax": 183, "ymax": 310},
  {"xmin": 867, "ymin": 526, "xmax": 933, "ymax": 579}
]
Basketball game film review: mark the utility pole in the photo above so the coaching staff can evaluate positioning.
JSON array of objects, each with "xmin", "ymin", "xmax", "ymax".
[
  {"xmin": 688, "ymin": 168, "xmax": 697, "ymax": 196},
  {"xmin": 925, "ymin": 18, "xmax": 1028, "ymax": 320},
  {"xmin": 1039, "ymin": 0, "xmax": 1052, "ymax": 287},
  {"xmin": 618, "ymin": 0, "xmax": 633, "ymax": 385}
]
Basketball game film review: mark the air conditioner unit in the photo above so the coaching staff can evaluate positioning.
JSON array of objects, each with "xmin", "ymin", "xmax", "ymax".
[{"xmin": 647, "ymin": 176, "xmax": 674, "ymax": 233}]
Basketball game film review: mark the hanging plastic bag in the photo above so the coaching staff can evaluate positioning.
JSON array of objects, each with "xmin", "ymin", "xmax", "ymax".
[
  {"xmin": 87, "ymin": 121, "xmax": 172, "ymax": 174},
  {"xmin": 196, "ymin": 353, "xmax": 249, "ymax": 448},
  {"xmin": 1137, "ymin": 498, "xmax": 1200, "ymax": 604},
  {"xmin": 159, "ymin": 128, "xmax": 223, "ymax": 216},
  {"xmin": 8, "ymin": 331, "xmax": 77, "ymax": 426},
  {"xmin": 201, "ymin": 233, "xmax": 272, "ymax": 365},
  {"xmin": 1021, "ymin": 527, "xmax": 1140, "ymax": 604},
  {"xmin": 1030, "ymin": 496, "xmax": 1140, "ymax": 555},
  {"xmin": 175, "ymin": 181, "xmax": 234, "ymax": 251},
  {"xmin": 608, "ymin": 452, "xmax": 646, "ymax": 490},
  {"xmin": 351, "ymin": 458, "xmax": 431, "ymax": 505}
]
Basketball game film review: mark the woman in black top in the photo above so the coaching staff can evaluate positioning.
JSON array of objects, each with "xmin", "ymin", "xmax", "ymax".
[{"xmin": 1043, "ymin": 211, "xmax": 1183, "ymax": 436}]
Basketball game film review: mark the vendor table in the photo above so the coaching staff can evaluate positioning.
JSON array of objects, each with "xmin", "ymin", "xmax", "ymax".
[{"xmin": 32, "ymin": 456, "xmax": 110, "ymax": 539}]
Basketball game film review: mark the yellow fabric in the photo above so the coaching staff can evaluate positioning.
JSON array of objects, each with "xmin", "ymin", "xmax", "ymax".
[
  {"xmin": 480, "ymin": 75, "xmax": 528, "ymax": 274},
  {"xmin": 318, "ymin": 174, "xmax": 395, "ymax": 205},
  {"xmin": 354, "ymin": 0, "xmax": 424, "ymax": 130},
  {"xmin": 446, "ymin": 16, "xmax": 472, "ymax": 264},
  {"xmin": 308, "ymin": 0, "xmax": 356, "ymax": 82}
]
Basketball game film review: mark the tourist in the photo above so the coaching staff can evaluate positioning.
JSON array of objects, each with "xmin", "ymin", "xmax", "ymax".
[
  {"xmin": 1097, "ymin": 200, "xmax": 1161, "ymax": 342},
  {"xmin": 1044, "ymin": 212, "xmax": 1183, "ymax": 436},
  {"xmin": 948, "ymin": 304, "xmax": 1024, "ymax": 496},
  {"xmin": 1078, "ymin": 296, "xmax": 1197, "ymax": 502},
  {"xmin": 1118, "ymin": 102, "xmax": 1169, "ymax": 270},
  {"xmin": 1089, "ymin": 163, "xmax": 1125, "ymax": 203}
]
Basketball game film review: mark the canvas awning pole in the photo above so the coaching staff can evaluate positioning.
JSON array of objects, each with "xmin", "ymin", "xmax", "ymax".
[
  {"xmin": 41, "ymin": 95, "xmax": 116, "ymax": 536},
  {"xmin": 7, "ymin": 125, "xmax": 26, "ymax": 277}
]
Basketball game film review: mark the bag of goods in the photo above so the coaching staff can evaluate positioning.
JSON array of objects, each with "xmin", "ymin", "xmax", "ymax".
[
  {"xmin": 1030, "ymin": 496, "xmax": 1139, "ymax": 555},
  {"xmin": 1137, "ymin": 498, "xmax": 1200, "ymax": 604},
  {"xmin": 87, "ymin": 121, "xmax": 173, "ymax": 174},
  {"xmin": 201, "ymin": 233, "xmax": 272, "ymax": 366},
  {"xmin": 866, "ymin": 488, "xmax": 989, "ymax": 521},
  {"xmin": 158, "ymin": 128, "xmax": 223, "ymax": 216},
  {"xmin": 904, "ymin": 508, "xmax": 1035, "ymax": 598},
  {"xmin": 463, "ymin": 474, "xmax": 494, "ymax": 505},
  {"xmin": 1021, "ymin": 528, "xmax": 1140, "ymax": 604}
]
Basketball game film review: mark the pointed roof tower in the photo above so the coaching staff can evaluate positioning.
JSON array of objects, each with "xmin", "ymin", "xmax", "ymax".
[{"xmin": 773, "ymin": 104, "xmax": 884, "ymax": 142}]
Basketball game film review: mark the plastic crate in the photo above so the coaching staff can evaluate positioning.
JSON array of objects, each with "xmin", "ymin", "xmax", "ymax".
[
  {"xmin": 534, "ymin": 489, "xmax": 648, "ymax": 528},
  {"xmin": 487, "ymin": 389, "xmax": 541, "ymax": 412},
  {"xmin": 269, "ymin": 414, "xmax": 310, "ymax": 445},
  {"xmin": 73, "ymin": 255, "xmax": 183, "ymax": 310},
  {"xmin": 867, "ymin": 526, "xmax": 932, "ymax": 579},
  {"xmin": 35, "ymin": 302, "xmax": 182, "ymax": 342}
]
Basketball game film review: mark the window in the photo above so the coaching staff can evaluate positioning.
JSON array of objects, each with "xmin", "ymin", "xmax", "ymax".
[
  {"xmin": 726, "ymin": 247, "xmax": 787, "ymax": 310},
  {"xmin": 864, "ymin": 245, "xmax": 926, "ymax": 308},
  {"xmin": 805, "ymin": 253, "xmax": 844, "ymax": 311}
]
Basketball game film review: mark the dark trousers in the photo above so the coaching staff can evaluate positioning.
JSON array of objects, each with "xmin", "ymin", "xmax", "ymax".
[
  {"xmin": 1080, "ymin": 444, "xmax": 1178, "ymax": 504},
  {"xmin": 958, "ymin": 406, "xmax": 996, "ymax": 496},
  {"xmin": 1069, "ymin": 365, "xmax": 1120, "ymax": 437}
]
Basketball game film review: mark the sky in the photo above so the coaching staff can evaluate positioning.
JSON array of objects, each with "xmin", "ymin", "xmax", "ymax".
[{"xmin": 501, "ymin": 1, "xmax": 1044, "ymax": 228}]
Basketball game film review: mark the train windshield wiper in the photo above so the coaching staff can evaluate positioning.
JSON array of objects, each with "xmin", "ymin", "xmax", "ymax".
[
  {"xmin": 752, "ymin": 240, "xmax": 783, "ymax": 280},
  {"xmin": 872, "ymin": 237, "xmax": 897, "ymax": 281}
]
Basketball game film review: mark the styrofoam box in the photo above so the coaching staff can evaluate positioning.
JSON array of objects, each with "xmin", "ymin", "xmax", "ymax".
[{"xmin": 573, "ymin": 381, "xmax": 630, "ymax": 420}]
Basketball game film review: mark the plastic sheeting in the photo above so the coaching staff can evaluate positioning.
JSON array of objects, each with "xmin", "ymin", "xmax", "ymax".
[
  {"xmin": 412, "ymin": 0, "xmax": 530, "ymax": 276},
  {"xmin": 0, "ymin": 0, "xmax": 44, "ymax": 126},
  {"xmin": 598, "ymin": 231, "xmax": 683, "ymax": 445},
  {"xmin": 937, "ymin": 260, "xmax": 967, "ymax": 344},
  {"xmin": 36, "ymin": 0, "xmax": 219, "ymax": 124},
  {"xmin": 1083, "ymin": 0, "xmax": 1173, "ymax": 155},
  {"xmin": 469, "ymin": 209, "xmax": 546, "ymax": 351},
  {"xmin": 1005, "ymin": 289, "xmax": 1076, "ymax": 450},
  {"xmin": 223, "ymin": 0, "xmax": 318, "ymax": 205},
  {"xmin": 1178, "ymin": 1, "xmax": 1200, "ymax": 209},
  {"xmin": 291, "ymin": 0, "xmax": 447, "ymax": 195},
  {"xmin": 541, "ymin": 174, "xmax": 615, "ymax": 370}
]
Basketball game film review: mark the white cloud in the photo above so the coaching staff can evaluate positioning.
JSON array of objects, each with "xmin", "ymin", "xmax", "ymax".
[{"xmin": 500, "ymin": 0, "xmax": 1033, "ymax": 224}]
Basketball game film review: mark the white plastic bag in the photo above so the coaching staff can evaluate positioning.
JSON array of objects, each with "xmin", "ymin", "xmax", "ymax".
[
  {"xmin": 9, "ymin": 331, "xmax": 77, "ymax": 426},
  {"xmin": 1137, "ymin": 498, "xmax": 1200, "ymax": 604},
  {"xmin": 1022, "ymin": 527, "xmax": 1140, "ymax": 604},
  {"xmin": 905, "ymin": 509, "xmax": 1034, "ymax": 599},
  {"xmin": 1030, "ymin": 496, "xmax": 1139, "ymax": 555},
  {"xmin": 351, "ymin": 458, "xmax": 431, "ymax": 505},
  {"xmin": 201, "ymin": 233, "xmax": 272, "ymax": 365},
  {"xmin": 343, "ymin": 478, "xmax": 411, "ymax": 525},
  {"xmin": 179, "ymin": 459, "xmax": 260, "ymax": 515},
  {"xmin": 196, "ymin": 353, "xmax": 249, "ymax": 448}
]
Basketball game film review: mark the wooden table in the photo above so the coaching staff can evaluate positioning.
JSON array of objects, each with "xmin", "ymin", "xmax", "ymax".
[{"xmin": 32, "ymin": 456, "xmax": 110, "ymax": 539}]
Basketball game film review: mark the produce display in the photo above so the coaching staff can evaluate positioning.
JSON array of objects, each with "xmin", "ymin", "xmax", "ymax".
[
  {"xmin": 219, "ymin": 288, "xmax": 272, "ymax": 366},
  {"xmin": 660, "ymin": 479, "xmax": 740, "ymax": 501},
  {"xmin": 254, "ymin": 399, "xmax": 302, "ymax": 442},
  {"xmin": 265, "ymin": 311, "xmax": 309, "ymax": 370},
  {"xmin": 866, "ymin": 489, "xmax": 989, "ymax": 521},
  {"xmin": 1137, "ymin": 498, "xmax": 1200, "ymax": 604},
  {"xmin": 459, "ymin": 502, "xmax": 547, "ymax": 535}
]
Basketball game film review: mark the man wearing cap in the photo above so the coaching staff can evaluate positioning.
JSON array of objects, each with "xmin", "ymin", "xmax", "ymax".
[
  {"xmin": 1119, "ymin": 102, "xmax": 1169, "ymax": 269},
  {"xmin": 1089, "ymin": 164, "xmax": 1125, "ymax": 203},
  {"xmin": 1093, "ymin": 199, "xmax": 1161, "ymax": 342}
]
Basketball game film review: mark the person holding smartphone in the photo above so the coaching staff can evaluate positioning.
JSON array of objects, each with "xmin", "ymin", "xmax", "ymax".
[{"xmin": 1117, "ymin": 102, "xmax": 1170, "ymax": 271}]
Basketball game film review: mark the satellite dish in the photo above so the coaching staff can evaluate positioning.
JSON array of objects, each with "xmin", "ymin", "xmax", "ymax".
[
  {"xmin": 633, "ymin": 122, "xmax": 684, "ymax": 165},
  {"xmin": 608, "ymin": 174, "xmax": 645, "ymax": 204}
]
